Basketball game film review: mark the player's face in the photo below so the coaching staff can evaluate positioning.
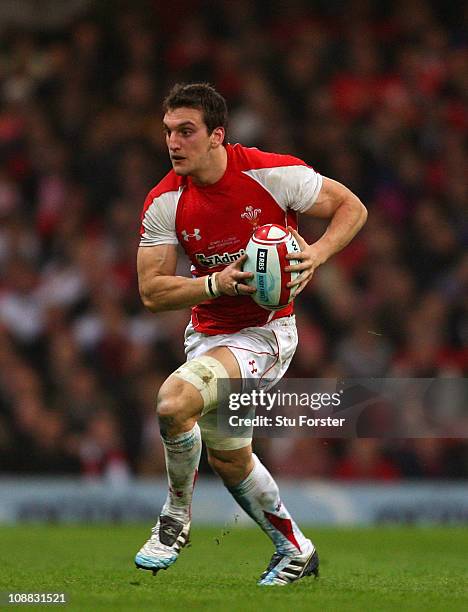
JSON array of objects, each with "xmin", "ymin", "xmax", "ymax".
[{"xmin": 163, "ymin": 107, "xmax": 217, "ymax": 177}]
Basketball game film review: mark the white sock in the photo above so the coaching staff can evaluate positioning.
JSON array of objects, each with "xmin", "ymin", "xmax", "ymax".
[
  {"xmin": 160, "ymin": 424, "xmax": 202, "ymax": 523},
  {"xmin": 228, "ymin": 454, "xmax": 310, "ymax": 556}
]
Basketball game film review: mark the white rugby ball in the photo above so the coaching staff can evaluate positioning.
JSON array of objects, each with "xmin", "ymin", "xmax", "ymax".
[{"xmin": 243, "ymin": 224, "xmax": 301, "ymax": 310}]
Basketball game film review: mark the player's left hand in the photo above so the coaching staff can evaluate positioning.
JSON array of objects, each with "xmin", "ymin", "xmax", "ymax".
[
  {"xmin": 216, "ymin": 253, "xmax": 256, "ymax": 297},
  {"xmin": 284, "ymin": 227, "xmax": 322, "ymax": 296}
]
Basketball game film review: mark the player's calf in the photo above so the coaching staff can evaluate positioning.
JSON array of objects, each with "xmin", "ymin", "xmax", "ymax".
[{"xmin": 207, "ymin": 446, "xmax": 254, "ymax": 488}]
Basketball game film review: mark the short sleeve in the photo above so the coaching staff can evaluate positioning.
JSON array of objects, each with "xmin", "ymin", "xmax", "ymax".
[
  {"xmin": 242, "ymin": 165, "xmax": 323, "ymax": 213},
  {"xmin": 139, "ymin": 191, "xmax": 179, "ymax": 246}
]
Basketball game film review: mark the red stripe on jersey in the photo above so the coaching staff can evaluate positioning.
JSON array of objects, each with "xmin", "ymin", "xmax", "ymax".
[{"xmin": 276, "ymin": 241, "xmax": 291, "ymax": 307}]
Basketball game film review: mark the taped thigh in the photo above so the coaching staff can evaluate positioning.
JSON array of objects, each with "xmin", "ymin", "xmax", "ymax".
[{"xmin": 172, "ymin": 355, "xmax": 230, "ymax": 416}]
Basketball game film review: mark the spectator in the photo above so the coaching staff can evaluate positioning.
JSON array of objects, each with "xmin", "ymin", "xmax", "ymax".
[{"xmin": 0, "ymin": 0, "xmax": 466, "ymax": 480}]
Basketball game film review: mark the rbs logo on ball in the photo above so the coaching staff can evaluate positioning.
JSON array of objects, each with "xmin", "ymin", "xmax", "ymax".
[{"xmin": 256, "ymin": 249, "xmax": 268, "ymax": 273}]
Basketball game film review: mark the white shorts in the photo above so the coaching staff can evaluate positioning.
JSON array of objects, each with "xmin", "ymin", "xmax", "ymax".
[{"xmin": 183, "ymin": 315, "xmax": 298, "ymax": 450}]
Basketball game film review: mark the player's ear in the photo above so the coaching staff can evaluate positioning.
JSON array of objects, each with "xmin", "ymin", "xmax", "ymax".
[{"xmin": 210, "ymin": 127, "xmax": 225, "ymax": 148}]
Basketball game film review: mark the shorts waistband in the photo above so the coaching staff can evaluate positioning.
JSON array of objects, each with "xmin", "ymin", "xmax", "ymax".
[{"xmin": 264, "ymin": 314, "xmax": 296, "ymax": 329}]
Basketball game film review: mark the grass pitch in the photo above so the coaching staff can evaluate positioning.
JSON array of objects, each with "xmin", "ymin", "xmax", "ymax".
[{"xmin": 0, "ymin": 525, "xmax": 467, "ymax": 611}]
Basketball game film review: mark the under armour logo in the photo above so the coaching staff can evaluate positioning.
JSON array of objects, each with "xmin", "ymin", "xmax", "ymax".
[
  {"xmin": 181, "ymin": 229, "xmax": 201, "ymax": 241},
  {"xmin": 249, "ymin": 360, "xmax": 257, "ymax": 374}
]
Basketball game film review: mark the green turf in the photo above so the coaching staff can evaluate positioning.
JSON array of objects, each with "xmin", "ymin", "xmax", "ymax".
[{"xmin": 0, "ymin": 525, "xmax": 467, "ymax": 611}]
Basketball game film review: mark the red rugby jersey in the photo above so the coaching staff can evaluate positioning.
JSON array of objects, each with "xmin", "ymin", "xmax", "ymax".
[{"xmin": 139, "ymin": 143, "xmax": 322, "ymax": 335}]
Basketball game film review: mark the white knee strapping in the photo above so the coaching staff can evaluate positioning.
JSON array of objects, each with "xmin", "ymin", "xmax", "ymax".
[
  {"xmin": 198, "ymin": 410, "xmax": 252, "ymax": 450},
  {"xmin": 172, "ymin": 355, "xmax": 230, "ymax": 416}
]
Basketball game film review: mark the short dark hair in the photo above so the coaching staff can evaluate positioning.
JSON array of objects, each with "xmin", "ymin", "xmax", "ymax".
[{"xmin": 163, "ymin": 83, "xmax": 228, "ymax": 143}]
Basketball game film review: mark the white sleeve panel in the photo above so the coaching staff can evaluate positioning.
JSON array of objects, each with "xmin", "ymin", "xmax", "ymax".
[
  {"xmin": 139, "ymin": 190, "xmax": 179, "ymax": 246},
  {"xmin": 242, "ymin": 166, "xmax": 323, "ymax": 213}
]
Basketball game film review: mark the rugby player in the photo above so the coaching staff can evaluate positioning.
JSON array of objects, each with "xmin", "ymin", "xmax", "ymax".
[{"xmin": 135, "ymin": 83, "xmax": 367, "ymax": 585}]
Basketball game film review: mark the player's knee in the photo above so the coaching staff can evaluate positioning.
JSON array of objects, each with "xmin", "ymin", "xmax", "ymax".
[{"xmin": 156, "ymin": 378, "xmax": 193, "ymax": 434}]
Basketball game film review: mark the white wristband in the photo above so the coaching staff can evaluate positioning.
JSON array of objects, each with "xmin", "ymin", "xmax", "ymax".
[
  {"xmin": 211, "ymin": 272, "xmax": 221, "ymax": 297},
  {"xmin": 205, "ymin": 272, "xmax": 221, "ymax": 299},
  {"xmin": 204, "ymin": 274, "xmax": 211, "ymax": 298}
]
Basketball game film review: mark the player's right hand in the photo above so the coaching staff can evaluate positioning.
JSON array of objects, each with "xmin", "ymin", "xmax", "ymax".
[{"xmin": 216, "ymin": 254, "xmax": 256, "ymax": 297}]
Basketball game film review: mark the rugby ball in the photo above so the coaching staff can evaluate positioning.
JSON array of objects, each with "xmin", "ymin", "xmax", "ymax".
[{"xmin": 243, "ymin": 224, "xmax": 301, "ymax": 310}]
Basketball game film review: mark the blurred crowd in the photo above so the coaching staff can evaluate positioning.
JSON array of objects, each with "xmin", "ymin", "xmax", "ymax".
[{"xmin": 0, "ymin": 0, "xmax": 466, "ymax": 481}]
